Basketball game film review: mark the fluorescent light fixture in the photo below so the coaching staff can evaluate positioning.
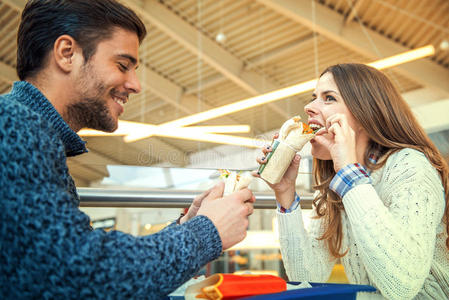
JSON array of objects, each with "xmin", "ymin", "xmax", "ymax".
[
  {"xmin": 79, "ymin": 121, "xmax": 250, "ymax": 136},
  {"xmin": 127, "ymin": 79, "xmax": 317, "ymax": 141},
  {"xmin": 175, "ymin": 125, "xmax": 251, "ymax": 134},
  {"xmin": 79, "ymin": 45, "xmax": 435, "ymax": 147},
  {"xmin": 153, "ymin": 45, "xmax": 435, "ymax": 131},
  {"xmin": 368, "ymin": 45, "xmax": 435, "ymax": 70},
  {"xmin": 78, "ymin": 121, "xmax": 257, "ymax": 146},
  {"xmin": 160, "ymin": 79, "xmax": 317, "ymax": 129},
  {"xmin": 126, "ymin": 131, "xmax": 265, "ymax": 147},
  {"xmin": 78, "ymin": 121, "xmax": 149, "ymax": 137}
]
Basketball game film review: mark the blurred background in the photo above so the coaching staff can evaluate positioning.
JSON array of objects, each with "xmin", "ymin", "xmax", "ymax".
[{"xmin": 1, "ymin": 0, "xmax": 448, "ymax": 282}]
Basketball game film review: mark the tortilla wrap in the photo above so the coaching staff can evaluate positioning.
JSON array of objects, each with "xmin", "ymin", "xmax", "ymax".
[{"xmin": 259, "ymin": 116, "xmax": 315, "ymax": 184}]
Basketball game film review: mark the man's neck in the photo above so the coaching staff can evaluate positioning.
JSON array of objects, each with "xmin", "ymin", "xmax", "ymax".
[{"xmin": 26, "ymin": 74, "xmax": 80, "ymax": 131}]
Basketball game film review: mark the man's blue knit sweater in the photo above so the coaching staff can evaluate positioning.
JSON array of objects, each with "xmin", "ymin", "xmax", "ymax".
[{"xmin": 0, "ymin": 81, "xmax": 222, "ymax": 299}]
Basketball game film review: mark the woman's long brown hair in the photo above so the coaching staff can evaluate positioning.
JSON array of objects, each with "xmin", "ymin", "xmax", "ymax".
[{"xmin": 313, "ymin": 63, "xmax": 449, "ymax": 258}]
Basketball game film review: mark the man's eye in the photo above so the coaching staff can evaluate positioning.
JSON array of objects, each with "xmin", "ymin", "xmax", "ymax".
[{"xmin": 118, "ymin": 63, "xmax": 129, "ymax": 72}]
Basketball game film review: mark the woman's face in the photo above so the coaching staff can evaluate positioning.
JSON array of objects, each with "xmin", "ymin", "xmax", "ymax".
[{"xmin": 304, "ymin": 72, "xmax": 364, "ymax": 160}]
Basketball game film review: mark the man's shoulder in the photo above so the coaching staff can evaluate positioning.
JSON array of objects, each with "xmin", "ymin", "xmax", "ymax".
[
  {"xmin": 0, "ymin": 92, "xmax": 45, "ymax": 127},
  {"xmin": 0, "ymin": 91, "xmax": 60, "ymax": 151}
]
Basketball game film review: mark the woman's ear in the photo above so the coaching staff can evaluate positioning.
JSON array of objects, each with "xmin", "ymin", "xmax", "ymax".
[{"xmin": 53, "ymin": 35, "xmax": 78, "ymax": 73}]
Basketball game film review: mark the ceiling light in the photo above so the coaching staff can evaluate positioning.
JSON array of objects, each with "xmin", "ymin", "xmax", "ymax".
[
  {"xmin": 126, "ymin": 131, "xmax": 265, "ymax": 148},
  {"xmin": 162, "ymin": 80, "xmax": 317, "ymax": 129},
  {"xmin": 79, "ymin": 45, "xmax": 435, "ymax": 147},
  {"xmin": 367, "ymin": 45, "xmax": 435, "ymax": 70},
  {"xmin": 78, "ymin": 121, "xmax": 256, "ymax": 146},
  {"xmin": 151, "ymin": 45, "xmax": 435, "ymax": 132},
  {"xmin": 215, "ymin": 32, "xmax": 227, "ymax": 43}
]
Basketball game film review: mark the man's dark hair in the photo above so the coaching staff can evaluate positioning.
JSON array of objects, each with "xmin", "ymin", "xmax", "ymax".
[{"xmin": 17, "ymin": 0, "xmax": 147, "ymax": 80}]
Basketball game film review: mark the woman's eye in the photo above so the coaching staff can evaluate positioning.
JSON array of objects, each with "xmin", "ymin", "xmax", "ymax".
[{"xmin": 325, "ymin": 95, "xmax": 336, "ymax": 102}]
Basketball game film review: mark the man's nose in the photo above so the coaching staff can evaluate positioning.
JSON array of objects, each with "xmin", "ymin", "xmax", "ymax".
[{"xmin": 125, "ymin": 70, "xmax": 141, "ymax": 94}]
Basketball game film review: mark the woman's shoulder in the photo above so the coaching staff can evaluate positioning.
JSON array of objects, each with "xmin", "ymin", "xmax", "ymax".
[
  {"xmin": 385, "ymin": 148, "xmax": 429, "ymax": 169},
  {"xmin": 381, "ymin": 148, "xmax": 441, "ymax": 185}
]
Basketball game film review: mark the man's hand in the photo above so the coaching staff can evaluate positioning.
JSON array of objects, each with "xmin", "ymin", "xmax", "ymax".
[
  {"xmin": 197, "ymin": 187, "xmax": 255, "ymax": 250},
  {"xmin": 179, "ymin": 182, "xmax": 225, "ymax": 224}
]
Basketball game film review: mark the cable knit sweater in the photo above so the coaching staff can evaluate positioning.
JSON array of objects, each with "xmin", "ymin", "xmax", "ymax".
[
  {"xmin": 278, "ymin": 148, "xmax": 449, "ymax": 300},
  {"xmin": 0, "ymin": 81, "xmax": 222, "ymax": 299}
]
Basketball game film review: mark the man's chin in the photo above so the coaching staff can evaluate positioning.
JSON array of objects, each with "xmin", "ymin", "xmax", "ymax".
[
  {"xmin": 103, "ymin": 122, "xmax": 118, "ymax": 133},
  {"xmin": 92, "ymin": 118, "xmax": 118, "ymax": 133}
]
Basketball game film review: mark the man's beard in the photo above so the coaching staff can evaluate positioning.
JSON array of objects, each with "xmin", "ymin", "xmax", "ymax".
[
  {"xmin": 66, "ymin": 62, "xmax": 117, "ymax": 132},
  {"xmin": 66, "ymin": 96, "xmax": 117, "ymax": 132}
]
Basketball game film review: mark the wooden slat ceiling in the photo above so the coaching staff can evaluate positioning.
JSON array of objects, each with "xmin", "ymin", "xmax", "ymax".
[{"xmin": 0, "ymin": 0, "xmax": 448, "ymax": 186}]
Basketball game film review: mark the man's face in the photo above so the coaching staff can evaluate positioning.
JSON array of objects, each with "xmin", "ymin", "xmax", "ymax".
[{"xmin": 68, "ymin": 27, "xmax": 141, "ymax": 132}]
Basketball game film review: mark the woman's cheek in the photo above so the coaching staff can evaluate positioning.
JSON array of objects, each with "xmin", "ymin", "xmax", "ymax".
[{"xmin": 310, "ymin": 139, "xmax": 332, "ymax": 160}]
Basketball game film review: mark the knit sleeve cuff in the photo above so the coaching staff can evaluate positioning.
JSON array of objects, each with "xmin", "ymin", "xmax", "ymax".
[
  {"xmin": 277, "ymin": 207, "xmax": 306, "ymax": 236},
  {"xmin": 277, "ymin": 193, "xmax": 301, "ymax": 213},
  {"xmin": 330, "ymin": 163, "xmax": 372, "ymax": 198},
  {"xmin": 183, "ymin": 215, "xmax": 223, "ymax": 263}
]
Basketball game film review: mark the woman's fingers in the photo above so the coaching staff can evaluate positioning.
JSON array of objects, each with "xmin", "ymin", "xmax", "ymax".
[
  {"xmin": 328, "ymin": 123, "xmax": 345, "ymax": 142},
  {"xmin": 326, "ymin": 114, "xmax": 355, "ymax": 140},
  {"xmin": 259, "ymin": 140, "xmax": 275, "ymax": 164},
  {"xmin": 251, "ymin": 170, "xmax": 261, "ymax": 178},
  {"xmin": 261, "ymin": 144, "xmax": 273, "ymax": 155},
  {"xmin": 326, "ymin": 114, "xmax": 342, "ymax": 129},
  {"xmin": 256, "ymin": 155, "xmax": 268, "ymax": 164}
]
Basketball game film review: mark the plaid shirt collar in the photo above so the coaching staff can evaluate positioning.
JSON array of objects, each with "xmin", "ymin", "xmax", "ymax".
[{"xmin": 366, "ymin": 152, "xmax": 379, "ymax": 175}]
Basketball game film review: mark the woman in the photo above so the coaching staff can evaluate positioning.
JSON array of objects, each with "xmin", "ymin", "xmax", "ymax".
[{"xmin": 256, "ymin": 64, "xmax": 448, "ymax": 299}]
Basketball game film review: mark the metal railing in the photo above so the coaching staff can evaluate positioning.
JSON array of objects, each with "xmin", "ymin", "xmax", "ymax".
[{"xmin": 78, "ymin": 188, "xmax": 314, "ymax": 209}]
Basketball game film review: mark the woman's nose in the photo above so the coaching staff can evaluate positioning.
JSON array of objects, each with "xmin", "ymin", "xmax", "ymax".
[{"xmin": 304, "ymin": 101, "xmax": 317, "ymax": 116}]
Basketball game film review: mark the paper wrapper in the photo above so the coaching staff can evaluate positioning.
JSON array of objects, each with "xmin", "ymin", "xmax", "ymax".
[
  {"xmin": 258, "ymin": 134, "xmax": 314, "ymax": 185},
  {"xmin": 223, "ymin": 172, "xmax": 252, "ymax": 196},
  {"xmin": 185, "ymin": 273, "xmax": 286, "ymax": 300}
]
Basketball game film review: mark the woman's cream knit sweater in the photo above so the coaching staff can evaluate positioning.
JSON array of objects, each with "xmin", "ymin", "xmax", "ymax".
[{"xmin": 277, "ymin": 148, "xmax": 448, "ymax": 299}]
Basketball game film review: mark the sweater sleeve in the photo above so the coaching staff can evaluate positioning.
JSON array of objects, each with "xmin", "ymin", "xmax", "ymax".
[
  {"xmin": 342, "ymin": 149, "xmax": 445, "ymax": 300},
  {"xmin": 0, "ymin": 104, "xmax": 222, "ymax": 299},
  {"xmin": 277, "ymin": 206, "xmax": 336, "ymax": 282}
]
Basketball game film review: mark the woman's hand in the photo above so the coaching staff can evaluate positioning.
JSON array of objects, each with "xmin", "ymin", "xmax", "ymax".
[
  {"xmin": 253, "ymin": 133, "xmax": 299, "ymax": 209},
  {"xmin": 314, "ymin": 113, "xmax": 358, "ymax": 172}
]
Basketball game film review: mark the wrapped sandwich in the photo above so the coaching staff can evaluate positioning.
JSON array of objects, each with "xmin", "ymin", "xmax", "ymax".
[
  {"xmin": 185, "ymin": 273, "xmax": 286, "ymax": 300},
  {"xmin": 258, "ymin": 116, "xmax": 316, "ymax": 184},
  {"xmin": 219, "ymin": 169, "xmax": 252, "ymax": 196}
]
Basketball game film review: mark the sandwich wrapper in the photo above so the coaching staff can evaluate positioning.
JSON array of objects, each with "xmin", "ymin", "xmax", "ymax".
[
  {"xmin": 220, "ymin": 170, "xmax": 253, "ymax": 196},
  {"xmin": 184, "ymin": 273, "xmax": 286, "ymax": 299},
  {"xmin": 258, "ymin": 116, "xmax": 315, "ymax": 185}
]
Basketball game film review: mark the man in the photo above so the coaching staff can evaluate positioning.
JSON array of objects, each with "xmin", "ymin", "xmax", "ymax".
[{"xmin": 0, "ymin": 0, "xmax": 255, "ymax": 298}]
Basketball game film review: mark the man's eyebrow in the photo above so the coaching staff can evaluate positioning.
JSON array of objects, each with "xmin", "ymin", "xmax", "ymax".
[{"xmin": 117, "ymin": 54, "xmax": 138, "ymax": 67}]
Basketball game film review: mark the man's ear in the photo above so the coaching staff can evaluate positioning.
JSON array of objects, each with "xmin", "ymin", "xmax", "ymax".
[{"xmin": 53, "ymin": 35, "xmax": 79, "ymax": 73}]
